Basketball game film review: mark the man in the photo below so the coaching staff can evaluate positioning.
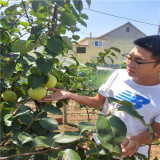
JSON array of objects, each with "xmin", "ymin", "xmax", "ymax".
[{"xmin": 39, "ymin": 35, "xmax": 160, "ymax": 159}]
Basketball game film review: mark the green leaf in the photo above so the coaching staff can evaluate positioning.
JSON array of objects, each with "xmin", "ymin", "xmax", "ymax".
[
  {"xmin": 118, "ymin": 105, "xmax": 146, "ymax": 126},
  {"xmin": 73, "ymin": 0, "xmax": 83, "ymax": 13},
  {"xmin": 5, "ymin": 4, "xmax": 19, "ymax": 15},
  {"xmin": 1, "ymin": 31, "xmax": 10, "ymax": 43},
  {"xmin": 104, "ymin": 48, "xmax": 111, "ymax": 54},
  {"xmin": 12, "ymin": 40, "xmax": 26, "ymax": 53},
  {"xmin": 32, "ymin": 0, "xmax": 41, "ymax": 13},
  {"xmin": 11, "ymin": 131, "xmax": 21, "ymax": 146},
  {"xmin": 24, "ymin": 54, "xmax": 36, "ymax": 62},
  {"xmin": 80, "ymin": 13, "xmax": 88, "ymax": 19},
  {"xmin": 12, "ymin": 118, "xmax": 21, "ymax": 129},
  {"xmin": 98, "ymin": 135, "xmax": 122, "ymax": 154},
  {"xmin": 31, "ymin": 121, "xmax": 41, "ymax": 131},
  {"xmin": 47, "ymin": 36, "xmax": 64, "ymax": 57},
  {"xmin": 18, "ymin": 132, "xmax": 34, "ymax": 145},
  {"xmin": 32, "ymin": 136, "xmax": 54, "ymax": 148},
  {"xmin": 28, "ymin": 74, "xmax": 44, "ymax": 89},
  {"xmin": 16, "ymin": 105, "xmax": 31, "ymax": 116},
  {"xmin": 72, "ymin": 35, "xmax": 80, "ymax": 41},
  {"xmin": 85, "ymin": 147, "xmax": 109, "ymax": 155},
  {"xmin": 111, "ymin": 52, "xmax": 117, "ymax": 58},
  {"xmin": 54, "ymin": 0, "xmax": 64, "ymax": 7},
  {"xmin": 3, "ymin": 101, "xmax": 16, "ymax": 108},
  {"xmin": 39, "ymin": 117, "xmax": 58, "ymax": 131},
  {"xmin": 40, "ymin": 0, "xmax": 49, "ymax": 7},
  {"xmin": 86, "ymin": 0, "xmax": 91, "ymax": 7},
  {"xmin": 1, "ymin": 108, "xmax": 12, "ymax": 120},
  {"xmin": 43, "ymin": 104, "xmax": 63, "ymax": 115},
  {"xmin": 147, "ymin": 124, "xmax": 155, "ymax": 140},
  {"xmin": 99, "ymin": 52, "xmax": 105, "ymax": 58},
  {"xmin": 12, "ymin": 40, "xmax": 34, "ymax": 54},
  {"xmin": 108, "ymin": 97, "xmax": 134, "ymax": 108},
  {"xmin": 46, "ymin": 132, "xmax": 60, "ymax": 137},
  {"xmin": 78, "ymin": 122, "xmax": 95, "ymax": 133},
  {"xmin": 36, "ymin": 57, "xmax": 53, "ymax": 74},
  {"xmin": 79, "ymin": 18, "xmax": 87, "ymax": 27},
  {"xmin": 96, "ymin": 115, "xmax": 127, "ymax": 151},
  {"xmin": 3, "ymin": 62, "xmax": 16, "ymax": 78},
  {"xmin": 110, "ymin": 47, "xmax": 121, "ymax": 53},
  {"xmin": 62, "ymin": 149, "xmax": 81, "ymax": 160},
  {"xmin": 54, "ymin": 131, "xmax": 80, "ymax": 143},
  {"xmin": 19, "ymin": 22, "xmax": 29, "ymax": 28},
  {"xmin": 0, "ymin": 1, "xmax": 9, "ymax": 7},
  {"xmin": 56, "ymin": 101, "xmax": 63, "ymax": 108},
  {"xmin": 18, "ymin": 143, "xmax": 33, "ymax": 160},
  {"xmin": 4, "ymin": 114, "xmax": 12, "ymax": 126},
  {"xmin": 106, "ymin": 56, "xmax": 114, "ymax": 64},
  {"xmin": 60, "ymin": 11, "xmax": 76, "ymax": 26},
  {"xmin": 19, "ymin": 114, "xmax": 33, "ymax": 125},
  {"xmin": 62, "ymin": 36, "xmax": 73, "ymax": 49}
]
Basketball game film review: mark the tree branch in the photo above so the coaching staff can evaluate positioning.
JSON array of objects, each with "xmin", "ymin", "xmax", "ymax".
[
  {"xmin": 3, "ymin": 11, "xmax": 27, "ymax": 31},
  {"xmin": 59, "ymin": 49, "xmax": 69, "ymax": 68},
  {"xmin": 22, "ymin": 0, "xmax": 44, "ymax": 46},
  {"xmin": 0, "ymin": 0, "xmax": 9, "ymax": 10},
  {"xmin": 51, "ymin": 4, "xmax": 58, "ymax": 37},
  {"xmin": 9, "ymin": 33, "xmax": 29, "ymax": 45}
]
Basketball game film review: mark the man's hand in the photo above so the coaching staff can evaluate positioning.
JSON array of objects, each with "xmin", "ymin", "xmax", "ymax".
[
  {"xmin": 121, "ymin": 137, "xmax": 140, "ymax": 158},
  {"xmin": 38, "ymin": 88, "xmax": 70, "ymax": 102}
]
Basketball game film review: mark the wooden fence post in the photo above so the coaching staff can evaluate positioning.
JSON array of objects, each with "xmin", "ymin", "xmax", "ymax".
[{"xmin": 63, "ymin": 103, "xmax": 67, "ymax": 124}]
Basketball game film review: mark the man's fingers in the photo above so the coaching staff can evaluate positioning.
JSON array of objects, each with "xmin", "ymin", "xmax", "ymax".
[
  {"xmin": 38, "ymin": 99, "xmax": 51, "ymax": 102},
  {"xmin": 38, "ymin": 98, "xmax": 55, "ymax": 102},
  {"xmin": 121, "ymin": 145, "xmax": 139, "ymax": 158},
  {"xmin": 128, "ymin": 145, "xmax": 139, "ymax": 157},
  {"xmin": 121, "ymin": 138, "xmax": 129, "ymax": 148},
  {"xmin": 47, "ymin": 88, "xmax": 57, "ymax": 91}
]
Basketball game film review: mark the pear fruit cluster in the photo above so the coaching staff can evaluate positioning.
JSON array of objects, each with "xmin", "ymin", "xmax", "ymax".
[{"xmin": 28, "ymin": 74, "xmax": 57, "ymax": 100}]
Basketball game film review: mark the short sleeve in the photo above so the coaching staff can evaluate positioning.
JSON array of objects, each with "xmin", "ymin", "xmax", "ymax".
[
  {"xmin": 154, "ymin": 114, "xmax": 160, "ymax": 123},
  {"xmin": 98, "ymin": 69, "xmax": 120, "ymax": 97}
]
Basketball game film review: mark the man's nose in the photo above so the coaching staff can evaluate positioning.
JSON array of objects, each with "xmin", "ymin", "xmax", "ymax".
[{"xmin": 127, "ymin": 60, "xmax": 136, "ymax": 67}]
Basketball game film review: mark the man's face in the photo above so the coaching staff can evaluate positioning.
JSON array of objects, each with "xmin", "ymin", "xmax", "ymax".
[{"xmin": 126, "ymin": 45, "xmax": 160, "ymax": 85}]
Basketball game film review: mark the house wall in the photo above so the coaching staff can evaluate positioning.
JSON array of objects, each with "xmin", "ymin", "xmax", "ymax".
[
  {"xmin": 68, "ymin": 22, "xmax": 146, "ymax": 65},
  {"xmin": 102, "ymin": 23, "xmax": 146, "ymax": 64}
]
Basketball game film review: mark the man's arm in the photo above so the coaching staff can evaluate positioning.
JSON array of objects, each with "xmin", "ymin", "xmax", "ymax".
[
  {"xmin": 121, "ymin": 121, "xmax": 160, "ymax": 158},
  {"xmin": 39, "ymin": 88, "xmax": 106, "ymax": 108}
]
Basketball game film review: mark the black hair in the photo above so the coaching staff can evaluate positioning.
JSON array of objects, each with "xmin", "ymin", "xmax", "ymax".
[{"xmin": 134, "ymin": 35, "xmax": 160, "ymax": 61}]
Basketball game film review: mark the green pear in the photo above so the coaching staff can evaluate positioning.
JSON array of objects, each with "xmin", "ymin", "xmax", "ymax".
[
  {"xmin": 28, "ymin": 86, "xmax": 47, "ymax": 100},
  {"xmin": 43, "ymin": 74, "xmax": 57, "ymax": 88},
  {"xmin": 1, "ymin": 91, "xmax": 17, "ymax": 101}
]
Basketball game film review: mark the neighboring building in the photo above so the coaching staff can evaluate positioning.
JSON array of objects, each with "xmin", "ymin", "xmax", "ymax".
[{"xmin": 69, "ymin": 22, "xmax": 146, "ymax": 65}]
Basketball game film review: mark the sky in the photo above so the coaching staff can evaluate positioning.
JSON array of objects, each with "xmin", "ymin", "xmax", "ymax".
[
  {"xmin": 71, "ymin": 0, "xmax": 160, "ymax": 40},
  {"xmin": 2, "ymin": 0, "xmax": 160, "ymax": 40}
]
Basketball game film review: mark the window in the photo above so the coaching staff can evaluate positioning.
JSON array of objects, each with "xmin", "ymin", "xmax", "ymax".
[
  {"xmin": 126, "ymin": 27, "xmax": 130, "ymax": 32},
  {"xmin": 76, "ymin": 47, "xmax": 86, "ymax": 53},
  {"xmin": 94, "ymin": 41, "xmax": 102, "ymax": 47}
]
